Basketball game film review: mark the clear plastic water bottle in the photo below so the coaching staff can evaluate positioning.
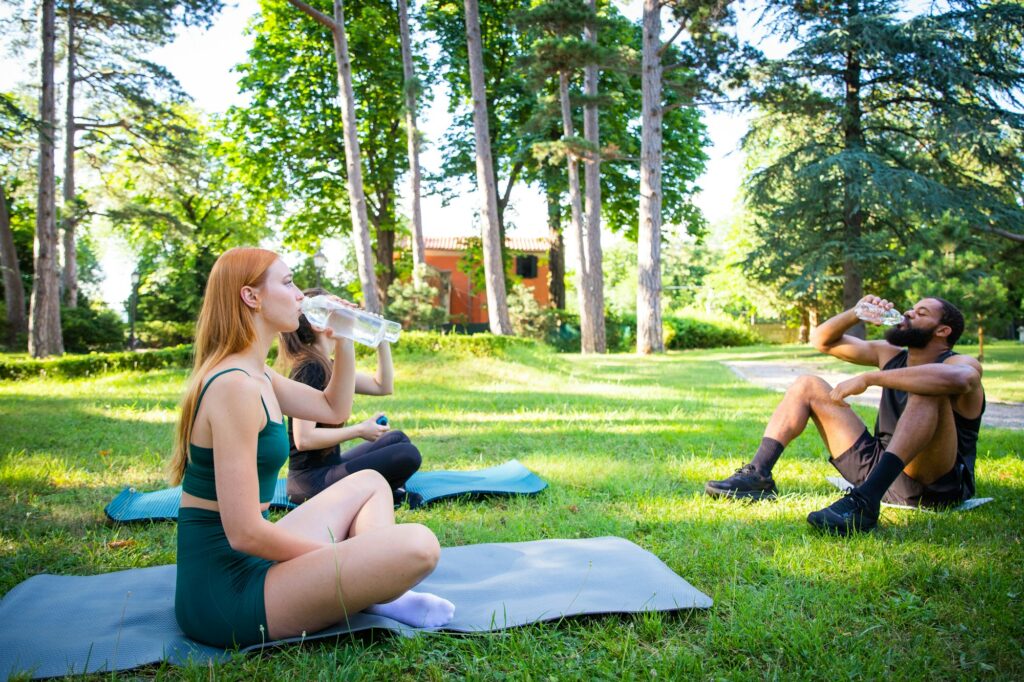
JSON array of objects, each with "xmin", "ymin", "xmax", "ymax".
[
  {"xmin": 381, "ymin": 320, "xmax": 402, "ymax": 344},
  {"xmin": 854, "ymin": 301, "xmax": 904, "ymax": 326},
  {"xmin": 300, "ymin": 295, "xmax": 402, "ymax": 346}
]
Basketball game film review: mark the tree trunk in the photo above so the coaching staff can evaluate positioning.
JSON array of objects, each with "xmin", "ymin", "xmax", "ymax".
[
  {"xmin": 798, "ymin": 308, "xmax": 809, "ymax": 344},
  {"xmin": 463, "ymin": 0, "xmax": 511, "ymax": 334},
  {"xmin": 373, "ymin": 200, "xmax": 396, "ymax": 307},
  {"xmin": 30, "ymin": 0, "xmax": 64, "ymax": 357},
  {"xmin": 977, "ymin": 323, "xmax": 984, "ymax": 362},
  {"xmin": 331, "ymin": 0, "xmax": 380, "ymax": 312},
  {"xmin": 0, "ymin": 185, "xmax": 28, "ymax": 345},
  {"xmin": 841, "ymin": 0, "xmax": 865, "ymax": 339},
  {"xmin": 559, "ymin": 71, "xmax": 595, "ymax": 353},
  {"xmin": 61, "ymin": 0, "xmax": 78, "ymax": 308},
  {"xmin": 545, "ymin": 177, "xmax": 565, "ymax": 310},
  {"xmin": 397, "ymin": 0, "xmax": 425, "ymax": 280},
  {"xmin": 582, "ymin": 0, "xmax": 606, "ymax": 353},
  {"xmin": 636, "ymin": 0, "xmax": 663, "ymax": 354}
]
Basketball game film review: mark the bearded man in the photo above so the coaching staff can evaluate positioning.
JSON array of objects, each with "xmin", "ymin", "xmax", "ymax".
[{"xmin": 704, "ymin": 296, "xmax": 985, "ymax": 535}]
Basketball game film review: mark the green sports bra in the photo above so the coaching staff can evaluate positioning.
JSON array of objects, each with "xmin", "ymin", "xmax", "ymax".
[{"xmin": 181, "ymin": 368, "xmax": 289, "ymax": 503}]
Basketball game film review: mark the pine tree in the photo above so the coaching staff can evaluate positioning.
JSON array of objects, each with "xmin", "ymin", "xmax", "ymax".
[{"xmin": 746, "ymin": 0, "xmax": 1024, "ymax": 336}]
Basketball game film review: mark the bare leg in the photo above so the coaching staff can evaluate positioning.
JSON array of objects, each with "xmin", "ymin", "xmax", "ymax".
[
  {"xmin": 886, "ymin": 394, "xmax": 957, "ymax": 485},
  {"xmin": 275, "ymin": 469, "xmax": 394, "ymax": 544},
  {"xmin": 268, "ymin": 469, "xmax": 453, "ymax": 636},
  {"xmin": 263, "ymin": 523, "xmax": 443, "ymax": 639},
  {"xmin": 763, "ymin": 375, "xmax": 867, "ymax": 456}
]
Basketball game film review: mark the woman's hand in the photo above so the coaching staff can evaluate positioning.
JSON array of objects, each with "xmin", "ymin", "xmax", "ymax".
[{"xmin": 357, "ymin": 413, "xmax": 390, "ymax": 441}]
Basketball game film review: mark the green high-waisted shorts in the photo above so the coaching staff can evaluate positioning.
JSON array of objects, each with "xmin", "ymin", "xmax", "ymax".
[{"xmin": 175, "ymin": 507, "xmax": 273, "ymax": 647}]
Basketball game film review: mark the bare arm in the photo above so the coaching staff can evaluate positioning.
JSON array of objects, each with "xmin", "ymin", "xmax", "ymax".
[
  {"xmin": 829, "ymin": 355, "xmax": 984, "ymax": 415},
  {"xmin": 271, "ymin": 337, "xmax": 356, "ymax": 423},
  {"xmin": 354, "ymin": 342, "xmax": 394, "ymax": 395},
  {"xmin": 861, "ymin": 359, "xmax": 981, "ymax": 396},
  {"xmin": 292, "ymin": 414, "xmax": 388, "ymax": 451},
  {"xmin": 810, "ymin": 295, "xmax": 902, "ymax": 368},
  {"xmin": 205, "ymin": 376, "xmax": 325, "ymax": 561}
]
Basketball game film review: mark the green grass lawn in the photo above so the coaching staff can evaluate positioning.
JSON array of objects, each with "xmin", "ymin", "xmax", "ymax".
[{"xmin": 1, "ymin": 343, "xmax": 1022, "ymax": 679}]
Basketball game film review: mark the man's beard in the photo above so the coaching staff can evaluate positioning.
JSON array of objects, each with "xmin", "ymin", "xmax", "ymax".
[{"xmin": 885, "ymin": 322, "xmax": 936, "ymax": 349}]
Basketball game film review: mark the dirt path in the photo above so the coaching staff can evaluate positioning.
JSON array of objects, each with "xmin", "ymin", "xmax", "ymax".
[{"xmin": 724, "ymin": 359, "xmax": 1024, "ymax": 430}]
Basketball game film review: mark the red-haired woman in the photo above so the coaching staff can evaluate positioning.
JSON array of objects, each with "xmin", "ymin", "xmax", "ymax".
[
  {"xmin": 278, "ymin": 287, "xmax": 422, "ymax": 507},
  {"xmin": 171, "ymin": 247, "xmax": 453, "ymax": 648}
]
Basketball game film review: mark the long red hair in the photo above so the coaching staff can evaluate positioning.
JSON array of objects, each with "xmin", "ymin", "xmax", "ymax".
[{"xmin": 169, "ymin": 247, "xmax": 279, "ymax": 484}]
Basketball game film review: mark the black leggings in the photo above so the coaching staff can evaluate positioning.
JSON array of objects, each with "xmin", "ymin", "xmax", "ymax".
[{"xmin": 286, "ymin": 430, "xmax": 422, "ymax": 504}]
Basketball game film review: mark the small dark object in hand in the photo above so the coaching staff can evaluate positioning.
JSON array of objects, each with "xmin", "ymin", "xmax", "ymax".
[{"xmin": 376, "ymin": 414, "xmax": 389, "ymax": 426}]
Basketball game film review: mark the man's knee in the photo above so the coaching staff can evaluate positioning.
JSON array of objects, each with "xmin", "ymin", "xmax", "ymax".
[{"xmin": 787, "ymin": 374, "xmax": 832, "ymax": 399}]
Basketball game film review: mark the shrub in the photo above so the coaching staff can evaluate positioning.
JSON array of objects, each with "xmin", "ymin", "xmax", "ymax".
[
  {"xmin": 136, "ymin": 320, "xmax": 195, "ymax": 348},
  {"xmin": 380, "ymin": 330, "xmax": 542, "ymax": 358},
  {"xmin": 662, "ymin": 312, "xmax": 762, "ymax": 349},
  {"xmin": 386, "ymin": 271, "xmax": 448, "ymax": 331},
  {"xmin": 61, "ymin": 305, "xmax": 126, "ymax": 353},
  {"xmin": 506, "ymin": 283, "xmax": 557, "ymax": 340}
]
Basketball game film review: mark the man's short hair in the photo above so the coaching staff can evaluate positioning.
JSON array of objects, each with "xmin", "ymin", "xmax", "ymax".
[{"xmin": 933, "ymin": 297, "xmax": 964, "ymax": 347}]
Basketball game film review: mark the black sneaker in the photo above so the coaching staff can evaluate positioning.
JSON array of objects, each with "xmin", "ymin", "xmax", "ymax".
[
  {"xmin": 705, "ymin": 464, "xmax": 778, "ymax": 500},
  {"xmin": 807, "ymin": 490, "xmax": 880, "ymax": 536}
]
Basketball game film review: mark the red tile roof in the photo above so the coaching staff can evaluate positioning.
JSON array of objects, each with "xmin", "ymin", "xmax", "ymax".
[{"xmin": 424, "ymin": 236, "xmax": 551, "ymax": 253}]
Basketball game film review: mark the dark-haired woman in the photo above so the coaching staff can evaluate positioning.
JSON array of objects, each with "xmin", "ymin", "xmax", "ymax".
[{"xmin": 279, "ymin": 288, "xmax": 422, "ymax": 506}]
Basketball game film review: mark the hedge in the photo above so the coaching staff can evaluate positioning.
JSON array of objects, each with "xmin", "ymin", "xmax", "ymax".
[
  {"xmin": 0, "ymin": 345, "xmax": 195, "ymax": 381},
  {"xmin": 550, "ymin": 311, "xmax": 761, "ymax": 352},
  {"xmin": 0, "ymin": 332, "xmax": 543, "ymax": 380}
]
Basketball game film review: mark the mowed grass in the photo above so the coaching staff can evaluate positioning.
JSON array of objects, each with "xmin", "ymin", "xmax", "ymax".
[{"xmin": 1, "ymin": 342, "xmax": 1022, "ymax": 680}]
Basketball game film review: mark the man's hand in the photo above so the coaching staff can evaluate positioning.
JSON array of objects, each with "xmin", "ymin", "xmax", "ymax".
[
  {"xmin": 357, "ymin": 413, "xmax": 390, "ymax": 441},
  {"xmin": 829, "ymin": 375, "xmax": 870, "ymax": 406},
  {"xmin": 855, "ymin": 294, "xmax": 897, "ymax": 325}
]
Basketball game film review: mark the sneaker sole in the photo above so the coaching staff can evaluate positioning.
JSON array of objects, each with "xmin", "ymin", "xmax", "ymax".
[
  {"xmin": 704, "ymin": 484, "xmax": 777, "ymax": 501},
  {"xmin": 806, "ymin": 517, "xmax": 877, "ymax": 536}
]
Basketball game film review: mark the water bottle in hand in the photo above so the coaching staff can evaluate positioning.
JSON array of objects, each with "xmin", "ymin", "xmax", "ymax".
[
  {"xmin": 301, "ymin": 295, "xmax": 403, "ymax": 346},
  {"xmin": 854, "ymin": 301, "xmax": 904, "ymax": 326}
]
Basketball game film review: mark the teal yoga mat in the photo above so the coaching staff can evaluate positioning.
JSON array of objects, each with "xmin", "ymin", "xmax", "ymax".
[
  {"xmin": 104, "ymin": 460, "xmax": 548, "ymax": 522},
  {"xmin": 0, "ymin": 537, "xmax": 711, "ymax": 679}
]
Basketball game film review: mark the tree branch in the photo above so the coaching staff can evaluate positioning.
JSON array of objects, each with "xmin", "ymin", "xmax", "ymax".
[
  {"xmin": 286, "ymin": 0, "xmax": 337, "ymax": 31},
  {"xmin": 657, "ymin": 22, "xmax": 688, "ymax": 57}
]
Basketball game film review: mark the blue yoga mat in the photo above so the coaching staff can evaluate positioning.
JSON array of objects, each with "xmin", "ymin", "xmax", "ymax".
[
  {"xmin": 0, "ymin": 536, "xmax": 711, "ymax": 679},
  {"xmin": 104, "ymin": 460, "xmax": 548, "ymax": 522}
]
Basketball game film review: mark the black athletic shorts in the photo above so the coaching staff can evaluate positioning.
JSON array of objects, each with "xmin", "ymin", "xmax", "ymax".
[{"xmin": 829, "ymin": 429, "xmax": 970, "ymax": 508}]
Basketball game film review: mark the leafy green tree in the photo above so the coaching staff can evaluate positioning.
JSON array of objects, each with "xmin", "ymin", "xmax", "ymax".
[
  {"xmin": 518, "ymin": 0, "xmax": 609, "ymax": 352},
  {"xmin": 636, "ymin": 0, "xmax": 741, "ymax": 353},
  {"xmin": 0, "ymin": 92, "xmax": 34, "ymax": 346},
  {"xmin": 30, "ymin": 0, "xmax": 63, "ymax": 357},
  {"xmin": 892, "ymin": 220, "xmax": 1011, "ymax": 361},
  {"xmin": 58, "ymin": 0, "xmax": 223, "ymax": 307},
  {"xmin": 745, "ymin": 0, "xmax": 1024, "ymax": 338},
  {"xmin": 223, "ymin": 0, "xmax": 411, "ymax": 307},
  {"xmin": 102, "ymin": 109, "xmax": 269, "ymax": 322}
]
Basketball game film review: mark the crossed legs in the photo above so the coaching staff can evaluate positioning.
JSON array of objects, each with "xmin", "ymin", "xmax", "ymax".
[{"xmin": 264, "ymin": 469, "xmax": 451, "ymax": 639}]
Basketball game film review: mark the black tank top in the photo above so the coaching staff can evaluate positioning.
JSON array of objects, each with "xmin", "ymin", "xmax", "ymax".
[{"xmin": 875, "ymin": 349, "xmax": 984, "ymax": 497}]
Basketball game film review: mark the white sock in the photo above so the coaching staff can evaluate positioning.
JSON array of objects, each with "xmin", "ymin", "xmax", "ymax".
[{"xmin": 366, "ymin": 590, "xmax": 455, "ymax": 628}]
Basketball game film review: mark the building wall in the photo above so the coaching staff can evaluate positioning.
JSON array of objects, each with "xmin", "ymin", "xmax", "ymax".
[{"xmin": 425, "ymin": 250, "xmax": 551, "ymax": 325}]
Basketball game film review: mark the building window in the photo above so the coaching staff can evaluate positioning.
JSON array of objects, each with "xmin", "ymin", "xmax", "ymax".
[{"xmin": 515, "ymin": 254, "xmax": 538, "ymax": 279}]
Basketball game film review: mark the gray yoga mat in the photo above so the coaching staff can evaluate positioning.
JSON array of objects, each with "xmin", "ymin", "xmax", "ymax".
[
  {"xmin": 0, "ymin": 536, "xmax": 711, "ymax": 679},
  {"xmin": 104, "ymin": 460, "xmax": 548, "ymax": 522},
  {"xmin": 826, "ymin": 476, "xmax": 994, "ymax": 511}
]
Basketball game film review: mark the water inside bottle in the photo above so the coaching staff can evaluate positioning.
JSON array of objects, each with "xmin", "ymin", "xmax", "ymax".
[{"xmin": 301, "ymin": 296, "xmax": 397, "ymax": 346}]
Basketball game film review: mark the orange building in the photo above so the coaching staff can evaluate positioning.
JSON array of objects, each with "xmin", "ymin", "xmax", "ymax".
[{"xmin": 423, "ymin": 236, "xmax": 551, "ymax": 325}]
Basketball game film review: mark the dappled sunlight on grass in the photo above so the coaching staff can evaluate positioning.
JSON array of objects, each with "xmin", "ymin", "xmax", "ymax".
[{"xmin": 0, "ymin": 344, "xmax": 1022, "ymax": 677}]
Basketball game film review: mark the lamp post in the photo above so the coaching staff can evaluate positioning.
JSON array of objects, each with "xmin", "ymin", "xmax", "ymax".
[
  {"xmin": 313, "ymin": 248, "xmax": 327, "ymax": 288},
  {"xmin": 128, "ymin": 269, "xmax": 140, "ymax": 350}
]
